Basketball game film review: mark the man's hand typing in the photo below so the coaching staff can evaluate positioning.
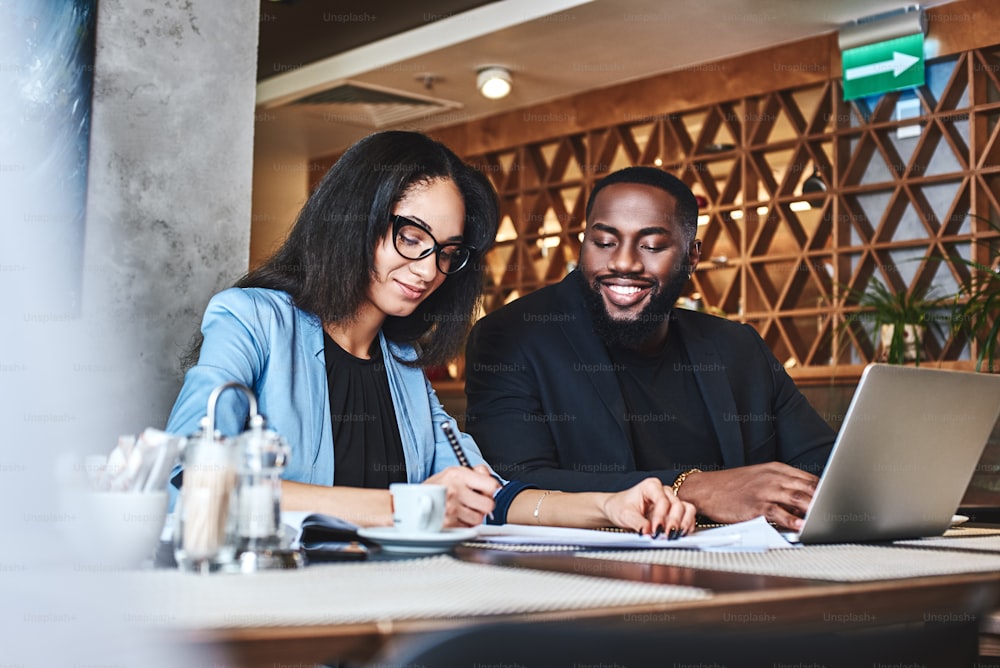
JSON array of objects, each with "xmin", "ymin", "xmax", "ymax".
[{"xmin": 672, "ymin": 462, "xmax": 818, "ymax": 530}]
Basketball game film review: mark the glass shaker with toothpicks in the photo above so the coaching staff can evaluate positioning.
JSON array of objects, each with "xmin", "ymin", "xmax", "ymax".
[{"xmin": 172, "ymin": 382, "xmax": 241, "ymax": 573}]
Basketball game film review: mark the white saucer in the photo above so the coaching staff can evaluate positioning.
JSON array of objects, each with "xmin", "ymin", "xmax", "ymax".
[
  {"xmin": 951, "ymin": 514, "xmax": 970, "ymax": 526},
  {"xmin": 356, "ymin": 527, "xmax": 479, "ymax": 554}
]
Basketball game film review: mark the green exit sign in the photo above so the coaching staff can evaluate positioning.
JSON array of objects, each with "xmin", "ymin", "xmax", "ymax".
[{"xmin": 842, "ymin": 32, "xmax": 925, "ymax": 100}]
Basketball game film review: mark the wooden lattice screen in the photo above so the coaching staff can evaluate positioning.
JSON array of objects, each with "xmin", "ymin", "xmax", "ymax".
[{"xmin": 464, "ymin": 47, "xmax": 1000, "ymax": 381}]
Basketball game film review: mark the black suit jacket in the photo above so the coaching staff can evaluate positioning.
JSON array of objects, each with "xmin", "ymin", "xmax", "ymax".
[{"xmin": 465, "ymin": 271, "xmax": 835, "ymax": 492}]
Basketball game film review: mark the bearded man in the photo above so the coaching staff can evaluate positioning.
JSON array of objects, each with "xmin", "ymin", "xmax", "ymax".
[{"xmin": 464, "ymin": 166, "xmax": 835, "ymax": 530}]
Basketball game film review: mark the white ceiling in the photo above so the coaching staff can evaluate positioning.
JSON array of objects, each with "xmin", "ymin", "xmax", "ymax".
[{"xmin": 254, "ymin": 0, "xmax": 954, "ymax": 161}]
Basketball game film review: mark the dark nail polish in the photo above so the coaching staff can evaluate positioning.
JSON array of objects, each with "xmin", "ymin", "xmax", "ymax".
[
  {"xmin": 668, "ymin": 528, "xmax": 679, "ymax": 540},
  {"xmin": 652, "ymin": 524, "xmax": 664, "ymax": 539},
  {"xmin": 637, "ymin": 527, "xmax": 643, "ymax": 536}
]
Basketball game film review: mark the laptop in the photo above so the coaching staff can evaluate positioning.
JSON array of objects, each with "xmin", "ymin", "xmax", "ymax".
[{"xmin": 786, "ymin": 363, "xmax": 1000, "ymax": 544}]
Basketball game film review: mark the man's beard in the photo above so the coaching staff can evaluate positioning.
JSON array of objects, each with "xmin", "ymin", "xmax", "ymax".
[{"xmin": 580, "ymin": 269, "xmax": 690, "ymax": 349}]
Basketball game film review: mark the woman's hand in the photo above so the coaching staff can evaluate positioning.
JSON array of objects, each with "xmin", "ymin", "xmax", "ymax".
[
  {"xmin": 423, "ymin": 464, "xmax": 500, "ymax": 527},
  {"xmin": 601, "ymin": 477, "xmax": 697, "ymax": 537}
]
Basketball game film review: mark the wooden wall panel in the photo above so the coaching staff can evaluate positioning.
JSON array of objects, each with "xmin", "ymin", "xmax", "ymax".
[{"xmin": 307, "ymin": 0, "xmax": 1000, "ymax": 381}]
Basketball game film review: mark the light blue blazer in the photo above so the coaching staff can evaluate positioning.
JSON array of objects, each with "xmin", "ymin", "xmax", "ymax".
[{"xmin": 166, "ymin": 288, "xmax": 489, "ymax": 495}]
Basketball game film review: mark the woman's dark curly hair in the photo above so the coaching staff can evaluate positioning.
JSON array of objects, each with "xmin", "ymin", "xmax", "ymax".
[{"xmin": 237, "ymin": 130, "xmax": 499, "ymax": 367}]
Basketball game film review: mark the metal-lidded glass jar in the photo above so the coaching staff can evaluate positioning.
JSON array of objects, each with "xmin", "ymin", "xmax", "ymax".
[
  {"xmin": 172, "ymin": 419, "xmax": 235, "ymax": 573},
  {"xmin": 231, "ymin": 414, "xmax": 302, "ymax": 571},
  {"xmin": 172, "ymin": 382, "xmax": 247, "ymax": 573}
]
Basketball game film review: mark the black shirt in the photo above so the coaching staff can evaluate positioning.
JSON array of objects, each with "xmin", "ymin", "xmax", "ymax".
[
  {"xmin": 323, "ymin": 332, "xmax": 407, "ymax": 488},
  {"xmin": 606, "ymin": 326, "xmax": 724, "ymax": 474}
]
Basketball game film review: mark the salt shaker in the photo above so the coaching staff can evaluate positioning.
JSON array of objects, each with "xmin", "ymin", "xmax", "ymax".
[{"xmin": 231, "ymin": 412, "xmax": 302, "ymax": 571}]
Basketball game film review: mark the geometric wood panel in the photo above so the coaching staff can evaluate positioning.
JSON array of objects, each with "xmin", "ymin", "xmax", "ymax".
[{"xmin": 466, "ymin": 46, "xmax": 1000, "ymax": 379}]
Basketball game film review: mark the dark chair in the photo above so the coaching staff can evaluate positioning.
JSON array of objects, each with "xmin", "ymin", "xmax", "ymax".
[{"xmin": 367, "ymin": 618, "xmax": 978, "ymax": 668}]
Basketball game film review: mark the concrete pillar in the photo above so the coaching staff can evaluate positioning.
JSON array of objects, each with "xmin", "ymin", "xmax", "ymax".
[{"xmin": 85, "ymin": 0, "xmax": 260, "ymax": 437}]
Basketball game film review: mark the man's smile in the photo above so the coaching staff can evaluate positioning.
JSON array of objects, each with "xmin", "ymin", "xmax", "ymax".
[{"xmin": 598, "ymin": 278, "xmax": 655, "ymax": 311}]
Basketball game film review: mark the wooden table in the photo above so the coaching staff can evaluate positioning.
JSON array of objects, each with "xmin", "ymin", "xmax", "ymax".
[{"xmin": 178, "ymin": 544, "xmax": 1000, "ymax": 667}]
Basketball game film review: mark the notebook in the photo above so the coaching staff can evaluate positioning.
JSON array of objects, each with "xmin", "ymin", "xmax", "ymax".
[{"xmin": 787, "ymin": 364, "xmax": 1000, "ymax": 544}]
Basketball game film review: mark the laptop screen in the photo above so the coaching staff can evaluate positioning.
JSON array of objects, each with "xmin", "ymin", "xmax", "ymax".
[{"xmin": 796, "ymin": 364, "xmax": 1000, "ymax": 544}]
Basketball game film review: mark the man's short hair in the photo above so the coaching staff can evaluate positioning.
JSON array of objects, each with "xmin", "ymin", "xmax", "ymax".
[{"xmin": 585, "ymin": 166, "xmax": 699, "ymax": 243}]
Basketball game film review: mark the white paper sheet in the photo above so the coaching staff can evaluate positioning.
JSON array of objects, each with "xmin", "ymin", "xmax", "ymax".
[
  {"xmin": 475, "ymin": 516, "xmax": 794, "ymax": 551},
  {"xmin": 695, "ymin": 516, "xmax": 796, "ymax": 551},
  {"xmin": 278, "ymin": 512, "xmax": 795, "ymax": 551}
]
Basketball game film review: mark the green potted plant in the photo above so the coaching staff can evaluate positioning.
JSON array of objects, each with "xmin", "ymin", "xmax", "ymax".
[
  {"xmin": 842, "ymin": 278, "xmax": 947, "ymax": 365},
  {"xmin": 949, "ymin": 214, "xmax": 1000, "ymax": 372}
]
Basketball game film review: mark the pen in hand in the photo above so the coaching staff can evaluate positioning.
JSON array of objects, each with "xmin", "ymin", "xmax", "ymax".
[
  {"xmin": 441, "ymin": 421, "xmax": 471, "ymax": 467},
  {"xmin": 440, "ymin": 421, "xmax": 493, "ymax": 520}
]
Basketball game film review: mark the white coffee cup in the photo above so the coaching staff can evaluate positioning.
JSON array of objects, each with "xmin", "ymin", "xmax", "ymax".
[{"xmin": 390, "ymin": 483, "xmax": 446, "ymax": 534}]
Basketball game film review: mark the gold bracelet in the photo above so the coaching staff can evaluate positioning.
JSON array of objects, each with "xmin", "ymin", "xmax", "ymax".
[
  {"xmin": 533, "ymin": 490, "xmax": 553, "ymax": 524},
  {"xmin": 671, "ymin": 468, "xmax": 702, "ymax": 497}
]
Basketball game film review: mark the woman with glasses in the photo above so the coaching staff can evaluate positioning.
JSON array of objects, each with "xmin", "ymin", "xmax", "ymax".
[{"xmin": 166, "ymin": 131, "xmax": 695, "ymax": 536}]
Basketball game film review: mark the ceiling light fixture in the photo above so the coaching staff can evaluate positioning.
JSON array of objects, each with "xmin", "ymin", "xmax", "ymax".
[{"xmin": 477, "ymin": 66, "xmax": 512, "ymax": 100}]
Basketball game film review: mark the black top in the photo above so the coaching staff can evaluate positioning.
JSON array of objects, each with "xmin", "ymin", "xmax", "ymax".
[
  {"xmin": 606, "ymin": 326, "xmax": 724, "ymax": 475},
  {"xmin": 324, "ymin": 332, "xmax": 407, "ymax": 488}
]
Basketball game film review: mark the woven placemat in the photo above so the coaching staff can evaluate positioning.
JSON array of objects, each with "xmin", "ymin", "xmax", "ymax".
[
  {"xmin": 895, "ymin": 532, "xmax": 1000, "ymax": 552},
  {"xmin": 117, "ymin": 555, "xmax": 709, "ymax": 629},
  {"xmin": 576, "ymin": 543, "xmax": 1000, "ymax": 582}
]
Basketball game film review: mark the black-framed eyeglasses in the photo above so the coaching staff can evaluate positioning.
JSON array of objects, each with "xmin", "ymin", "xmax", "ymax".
[{"xmin": 392, "ymin": 215, "xmax": 474, "ymax": 275}]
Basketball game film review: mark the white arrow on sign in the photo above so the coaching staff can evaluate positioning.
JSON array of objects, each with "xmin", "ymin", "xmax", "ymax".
[{"xmin": 845, "ymin": 51, "xmax": 920, "ymax": 81}]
